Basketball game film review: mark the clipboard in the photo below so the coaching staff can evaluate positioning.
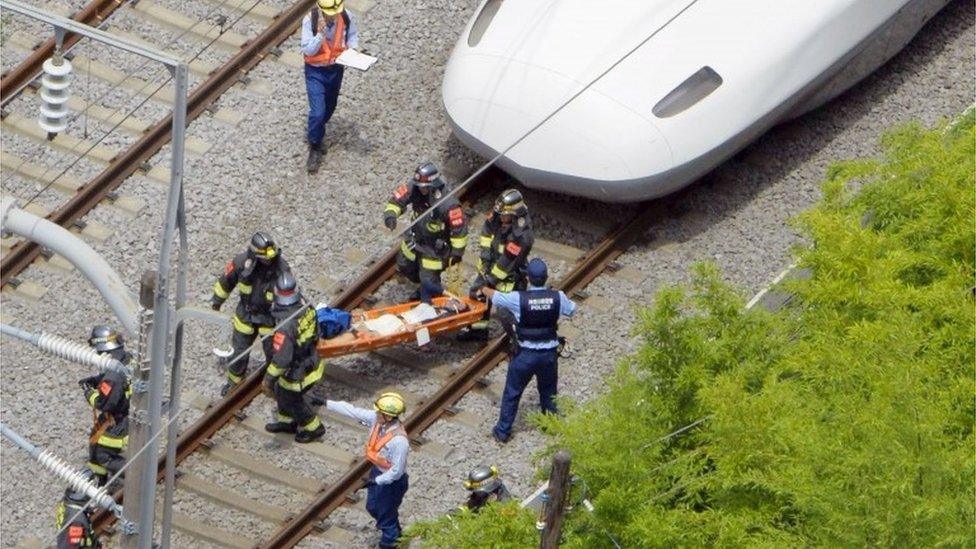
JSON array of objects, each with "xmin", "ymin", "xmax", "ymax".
[{"xmin": 336, "ymin": 49, "xmax": 378, "ymax": 71}]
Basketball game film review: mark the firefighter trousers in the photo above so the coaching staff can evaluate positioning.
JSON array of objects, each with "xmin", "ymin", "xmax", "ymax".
[
  {"xmin": 273, "ymin": 360, "xmax": 326, "ymax": 432},
  {"xmin": 396, "ymin": 244, "xmax": 444, "ymax": 303},
  {"xmin": 228, "ymin": 314, "xmax": 275, "ymax": 384}
]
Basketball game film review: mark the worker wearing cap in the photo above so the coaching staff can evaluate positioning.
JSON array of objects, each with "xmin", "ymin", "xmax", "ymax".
[
  {"xmin": 478, "ymin": 258, "xmax": 576, "ymax": 443},
  {"xmin": 211, "ymin": 232, "xmax": 292, "ymax": 395},
  {"xmin": 79, "ymin": 325, "xmax": 131, "ymax": 486},
  {"xmin": 326, "ymin": 393, "xmax": 409, "ymax": 548},
  {"xmin": 301, "ymin": 0, "xmax": 359, "ymax": 174}
]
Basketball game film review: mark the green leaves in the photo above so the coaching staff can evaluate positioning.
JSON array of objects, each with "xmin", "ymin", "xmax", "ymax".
[{"xmin": 408, "ymin": 113, "xmax": 975, "ymax": 548}]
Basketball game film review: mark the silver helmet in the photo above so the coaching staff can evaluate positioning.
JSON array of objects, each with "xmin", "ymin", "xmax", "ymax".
[
  {"xmin": 88, "ymin": 325, "xmax": 123, "ymax": 353},
  {"xmin": 413, "ymin": 162, "xmax": 444, "ymax": 190},
  {"xmin": 464, "ymin": 465, "xmax": 502, "ymax": 495},
  {"xmin": 273, "ymin": 272, "xmax": 302, "ymax": 307}
]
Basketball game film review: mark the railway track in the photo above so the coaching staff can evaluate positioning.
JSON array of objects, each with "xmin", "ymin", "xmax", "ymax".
[{"xmin": 0, "ymin": 0, "xmax": 318, "ymax": 288}]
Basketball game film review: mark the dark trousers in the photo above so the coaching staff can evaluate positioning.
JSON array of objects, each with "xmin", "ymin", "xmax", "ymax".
[
  {"xmin": 365, "ymin": 466, "xmax": 409, "ymax": 547},
  {"xmin": 493, "ymin": 347, "xmax": 558, "ymax": 439},
  {"xmin": 228, "ymin": 320, "xmax": 274, "ymax": 383},
  {"xmin": 396, "ymin": 248, "xmax": 443, "ymax": 303},
  {"xmin": 305, "ymin": 63, "xmax": 344, "ymax": 147}
]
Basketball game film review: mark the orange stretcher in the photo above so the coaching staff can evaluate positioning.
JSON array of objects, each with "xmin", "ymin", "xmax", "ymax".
[{"xmin": 316, "ymin": 295, "xmax": 487, "ymax": 358}]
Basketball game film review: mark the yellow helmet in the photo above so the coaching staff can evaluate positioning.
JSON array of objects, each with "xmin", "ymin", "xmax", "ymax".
[
  {"xmin": 374, "ymin": 392, "xmax": 405, "ymax": 417},
  {"xmin": 317, "ymin": 0, "xmax": 345, "ymax": 15}
]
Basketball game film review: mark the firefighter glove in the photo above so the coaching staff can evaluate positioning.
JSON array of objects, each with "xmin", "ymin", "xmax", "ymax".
[
  {"xmin": 262, "ymin": 375, "xmax": 276, "ymax": 398},
  {"xmin": 79, "ymin": 375, "xmax": 99, "ymax": 388},
  {"xmin": 384, "ymin": 213, "xmax": 397, "ymax": 231}
]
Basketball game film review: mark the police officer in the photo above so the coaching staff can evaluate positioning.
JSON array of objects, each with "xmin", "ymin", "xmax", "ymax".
[
  {"xmin": 79, "ymin": 326, "xmax": 131, "ymax": 486},
  {"xmin": 54, "ymin": 469, "xmax": 100, "ymax": 548},
  {"xmin": 462, "ymin": 465, "xmax": 511, "ymax": 512},
  {"xmin": 212, "ymin": 232, "xmax": 291, "ymax": 395},
  {"xmin": 458, "ymin": 189, "xmax": 534, "ymax": 341},
  {"xmin": 479, "ymin": 258, "xmax": 576, "ymax": 442},
  {"xmin": 384, "ymin": 162, "xmax": 468, "ymax": 303},
  {"xmin": 326, "ymin": 393, "xmax": 409, "ymax": 549},
  {"xmin": 263, "ymin": 273, "xmax": 327, "ymax": 443},
  {"xmin": 301, "ymin": 0, "xmax": 360, "ymax": 173}
]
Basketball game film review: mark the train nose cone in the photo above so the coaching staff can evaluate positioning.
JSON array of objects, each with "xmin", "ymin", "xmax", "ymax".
[{"xmin": 443, "ymin": 53, "xmax": 673, "ymax": 202}]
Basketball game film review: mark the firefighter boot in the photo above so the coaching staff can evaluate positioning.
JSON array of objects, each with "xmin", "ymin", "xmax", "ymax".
[
  {"xmin": 306, "ymin": 143, "xmax": 325, "ymax": 174},
  {"xmin": 265, "ymin": 421, "xmax": 297, "ymax": 434},
  {"xmin": 295, "ymin": 423, "xmax": 326, "ymax": 443}
]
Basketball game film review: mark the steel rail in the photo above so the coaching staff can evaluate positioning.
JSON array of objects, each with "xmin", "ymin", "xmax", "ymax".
[
  {"xmin": 261, "ymin": 201, "xmax": 658, "ymax": 548},
  {"xmin": 89, "ymin": 169, "xmax": 498, "ymax": 533},
  {"xmin": 0, "ymin": 0, "xmax": 125, "ymax": 106},
  {"xmin": 0, "ymin": 0, "xmax": 318, "ymax": 287}
]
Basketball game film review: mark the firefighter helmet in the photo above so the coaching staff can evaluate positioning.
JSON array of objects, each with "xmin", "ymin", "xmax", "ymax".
[
  {"xmin": 88, "ymin": 325, "xmax": 123, "ymax": 353},
  {"xmin": 273, "ymin": 272, "xmax": 302, "ymax": 307},
  {"xmin": 412, "ymin": 162, "xmax": 444, "ymax": 190},
  {"xmin": 464, "ymin": 465, "xmax": 502, "ymax": 495},
  {"xmin": 374, "ymin": 392, "xmax": 406, "ymax": 417},
  {"xmin": 316, "ymin": 0, "xmax": 344, "ymax": 15},
  {"xmin": 249, "ymin": 232, "xmax": 279, "ymax": 263},
  {"xmin": 63, "ymin": 468, "xmax": 95, "ymax": 505},
  {"xmin": 493, "ymin": 189, "xmax": 528, "ymax": 218}
]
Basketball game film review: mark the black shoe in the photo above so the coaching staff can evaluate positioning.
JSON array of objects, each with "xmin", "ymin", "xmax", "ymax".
[
  {"xmin": 265, "ymin": 421, "xmax": 297, "ymax": 434},
  {"xmin": 491, "ymin": 429, "xmax": 510, "ymax": 444},
  {"xmin": 307, "ymin": 395, "xmax": 326, "ymax": 408},
  {"xmin": 306, "ymin": 144, "xmax": 325, "ymax": 174},
  {"xmin": 456, "ymin": 327, "xmax": 489, "ymax": 342},
  {"xmin": 295, "ymin": 424, "xmax": 325, "ymax": 443},
  {"xmin": 220, "ymin": 381, "xmax": 238, "ymax": 396}
]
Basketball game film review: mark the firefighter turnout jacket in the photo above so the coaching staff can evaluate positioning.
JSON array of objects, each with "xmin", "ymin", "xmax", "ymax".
[
  {"xmin": 80, "ymin": 369, "xmax": 130, "ymax": 478},
  {"xmin": 212, "ymin": 252, "xmax": 291, "ymax": 328},
  {"xmin": 386, "ymin": 183, "xmax": 468, "ymax": 269},
  {"xmin": 477, "ymin": 212, "xmax": 534, "ymax": 290},
  {"xmin": 265, "ymin": 306, "xmax": 324, "ymax": 392},
  {"xmin": 55, "ymin": 500, "xmax": 99, "ymax": 548}
]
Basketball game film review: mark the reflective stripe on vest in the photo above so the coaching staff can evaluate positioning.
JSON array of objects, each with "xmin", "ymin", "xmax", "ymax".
[
  {"xmin": 365, "ymin": 421, "xmax": 406, "ymax": 470},
  {"xmin": 305, "ymin": 14, "xmax": 346, "ymax": 65},
  {"xmin": 516, "ymin": 288, "xmax": 560, "ymax": 342}
]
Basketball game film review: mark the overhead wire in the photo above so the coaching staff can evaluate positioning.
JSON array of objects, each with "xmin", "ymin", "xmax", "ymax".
[{"xmin": 50, "ymin": 0, "xmax": 705, "ymax": 541}]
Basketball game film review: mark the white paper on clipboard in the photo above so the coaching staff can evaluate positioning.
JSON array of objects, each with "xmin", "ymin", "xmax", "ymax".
[{"xmin": 336, "ymin": 49, "xmax": 377, "ymax": 71}]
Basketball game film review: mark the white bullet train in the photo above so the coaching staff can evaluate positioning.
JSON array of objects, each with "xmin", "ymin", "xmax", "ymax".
[{"xmin": 442, "ymin": 0, "xmax": 950, "ymax": 203}]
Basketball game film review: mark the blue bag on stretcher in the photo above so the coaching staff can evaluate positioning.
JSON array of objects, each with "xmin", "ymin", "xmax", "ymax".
[{"xmin": 316, "ymin": 305, "xmax": 351, "ymax": 339}]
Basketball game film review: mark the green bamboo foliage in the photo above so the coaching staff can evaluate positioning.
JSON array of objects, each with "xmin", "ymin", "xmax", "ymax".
[{"xmin": 406, "ymin": 112, "xmax": 975, "ymax": 548}]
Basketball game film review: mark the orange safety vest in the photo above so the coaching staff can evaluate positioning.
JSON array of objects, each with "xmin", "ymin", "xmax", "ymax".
[
  {"xmin": 365, "ymin": 421, "xmax": 406, "ymax": 470},
  {"xmin": 304, "ymin": 13, "xmax": 347, "ymax": 66}
]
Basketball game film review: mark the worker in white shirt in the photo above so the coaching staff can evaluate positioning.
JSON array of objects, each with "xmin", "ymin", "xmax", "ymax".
[{"xmin": 326, "ymin": 393, "xmax": 409, "ymax": 548}]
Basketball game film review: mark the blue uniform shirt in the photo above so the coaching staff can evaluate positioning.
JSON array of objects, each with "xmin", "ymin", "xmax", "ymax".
[
  {"xmin": 300, "ymin": 11, "xmax": 360, "ymax": 60},
  {"xmin": 491, "ymin": 284, "xmax": 577, "ymax": 349}
]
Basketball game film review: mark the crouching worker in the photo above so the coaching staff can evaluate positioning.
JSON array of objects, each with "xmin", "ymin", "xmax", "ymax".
[
  {"xmin": 54, "ymin": 469, "xmax": 100, "ymax": 548},
  {"xmin": 462, "ymin": 465, "xmax": 511, "ymax": 512},
  {"xmin": 80, "ymin": 326, "xmax": 131, "ymax": 486},
  {"xmin": 263, "ymin": 273, "xmax": 326, "ymax": 443},
  {"xmin": 326, "ymin": 393, "xmax": 409, "ymax": 549}
]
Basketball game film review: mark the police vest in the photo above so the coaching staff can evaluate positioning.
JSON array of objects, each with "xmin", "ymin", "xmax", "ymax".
[{"xmin": 515, "ymin": 288, "xmax": 560, "ymax": 343}]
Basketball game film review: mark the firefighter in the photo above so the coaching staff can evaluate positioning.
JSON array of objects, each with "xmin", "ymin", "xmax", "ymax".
[
  {"xmin": 457, "ymin": 189, "xmax": 534, "ymax": 342},
  {"xmin": 263, "ymin": 273, "xmax": 326, "ymax": 443},
  {"xmin": 479, "ymin": 258, "xmax": 577, "ymax": 442},
  {"xmin": 79, "ymin": 326, "xmax": 131, "ymax": 487},
  {"xmin": 326, "ymin": 393, "xmax": 409, "ymax": 549},
  {"xmin": 54, "ymin": 469, "xmax": 100, "ymax": 548},
  {"xmin": 383, "ymin": 162, "xmax": 468, "ymax": 303},
  {"xmin": 211, "ymin": 232, "xmax": 291, "ymax": 395},
  {"xmin": 462, "ymin": 465, "xmax": 511, "ymax": 512}
]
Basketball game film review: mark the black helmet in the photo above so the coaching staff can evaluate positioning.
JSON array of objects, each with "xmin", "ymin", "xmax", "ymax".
[
  {"xmin": 463, "ymin": 465, "xmax": 502, "ymax": 495},
  {"xmin": 88, "ymin": 325, "xmax": 123, "ymax": 353},
  {"xmin": 63, "ymin": 468, "xmax": 94, "ymax": 506},
  {"xmin": 493, "ymin": 189, "xmax": 528, "ymax": 218},
  {"xmin": 249, "ymin": 232, "xmax": 279, "ymax": 264},
  {"xmin": 413, "ymin": 162, "xmax": 444, "ymax": 189},
  {"xmin": 274, "ymin": 272, "xmax": 302, "ymax": 307}
]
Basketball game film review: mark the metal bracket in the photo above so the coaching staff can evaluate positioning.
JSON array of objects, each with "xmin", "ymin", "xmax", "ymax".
[
  {"xmin": 131, "ymin": 409, "xmax": 149, "ymax": 425},
  {"xmin": 131, "ymin": 378, "xmax": 149, "ymax": 394}
]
